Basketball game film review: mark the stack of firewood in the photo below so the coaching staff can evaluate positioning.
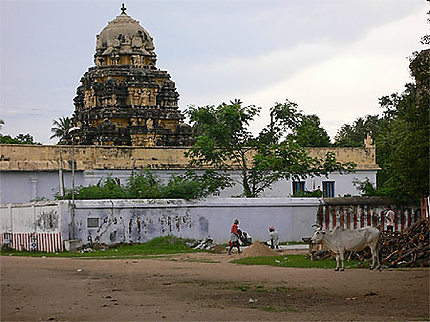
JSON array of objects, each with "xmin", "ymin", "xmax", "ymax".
[
  {"xmin": 309, "ymin": 219, "xmax": 429, "ymax": 267},
  {"xmin": 380, "ymin": 219, "xmax": 429, "ymax": 268},
  {"xmin": 309, "ymin": 249, "xmax": 332, "ymax": 261}
]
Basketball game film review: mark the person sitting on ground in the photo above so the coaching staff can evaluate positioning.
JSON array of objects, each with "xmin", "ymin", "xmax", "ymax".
[
  {"xmin": 228, "ymin": 218, "xmax": 241, "ymax": 255},
  {"xmin": 241, "ymin": 231, "xmax": 252, "ymax": 246},
  {"xmin": 269, "ymin": 226, "xmax": 279, "ymax": 249},
  {"xmin": 238, "ymin": 230, "xmax": 252, "ymax": 246}
]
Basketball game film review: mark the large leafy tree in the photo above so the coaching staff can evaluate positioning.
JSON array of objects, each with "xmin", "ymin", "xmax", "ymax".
[
  {"xmin": 291, "ymin": 114, "xmax": 331, "ymax": 147},
  {"xmin": 334, "ymin": 114, "xmax": 385, "ymax": 147},
  {"xmin": 345, "ymin": 48, "xmax": 429, "ymax": 203},
  {"xmin": 186, "ymin": 99, "xmax": 354, "ymax": 197},
  {"xmin": 50, "ymin": 116, "xmax": 71, "ymax": 143},
  {"xmin": 376, "ymin": 49, "xmax": 429, "ymax": 203}
]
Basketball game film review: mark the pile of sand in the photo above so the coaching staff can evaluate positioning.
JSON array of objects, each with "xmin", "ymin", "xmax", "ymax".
[{"xmin": 239, "ymin": 241, "xmax": 279, "ymax": 257}]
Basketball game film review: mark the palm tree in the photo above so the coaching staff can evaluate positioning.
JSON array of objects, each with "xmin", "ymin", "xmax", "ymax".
[{"xmin": 50, "ymin": 116, "xmax": 71, "ymax": 142}]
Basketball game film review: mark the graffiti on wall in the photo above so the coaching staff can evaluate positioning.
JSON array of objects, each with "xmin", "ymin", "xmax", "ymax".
[
  {"xmin": 36, "ymin": 209, "xmax": 59, "ymax": 231},
  {"xmin": 76, "ymin": 208, "xmax": 209, "ymax": 245}
]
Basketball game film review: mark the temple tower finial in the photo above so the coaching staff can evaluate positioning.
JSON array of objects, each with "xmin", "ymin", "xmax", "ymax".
[{"xmin": 121, "ymin": 3, "xmax": 127, "ymax": 14}]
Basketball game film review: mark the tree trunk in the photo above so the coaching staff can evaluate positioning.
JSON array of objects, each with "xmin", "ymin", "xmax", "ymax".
[{"xmin": 242, "ymin": 170, "xmax": 253, "ymax": 197}]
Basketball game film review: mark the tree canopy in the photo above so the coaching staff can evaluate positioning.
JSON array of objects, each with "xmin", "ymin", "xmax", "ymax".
[
  {"xmin": 340, "ymin": 49, "xmax": 429, "ymax": 203},
  {"xmin": 376, "ymin": 49, "xmax": 429, "ymax": 203},
  {"xmin": 334, "ymin": 114, "xmax": 385, "ymax": 147},
  {"xmin": 291, "ymin": 114, "xmax": 331, "ymax": 147},
  {"xmin": 186, "ymin": 99, "xmax": 354, "ymax": 197},
  {"xmin": 0, "ymin": 133, "xmax": 41, "ymax": 145}
]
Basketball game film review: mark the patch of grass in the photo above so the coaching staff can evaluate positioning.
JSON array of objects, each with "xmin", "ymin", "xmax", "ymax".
[
  {"xmin": 279, "ymin": 241, "xmax": 307, "ymax": 245},
  {"xmin": 180, "ymin": 258, "xmax": 221, "ymax": 263},
  {"xmin": 255, "ymin": 284, "xmax": 271, "ymax": 293},
  {"xmin": 232, "ymin": 255, "xmax": 369, "ymax": 269},
  {"xmin": 235, "ymin": 284, "xmax": 252, "ymax": 292},
  {"xmin": 0, "ymin": 236, "xmax": 201, "ymax": 259},
  {"xmin": 230, "ymin": 283, "xmax": 291, "ymax": 293}
]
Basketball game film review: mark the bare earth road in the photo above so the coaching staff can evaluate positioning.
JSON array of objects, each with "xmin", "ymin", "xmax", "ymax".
[{"xmin": 1, "ymin": 252, "xmax": 429, "ymax": 321}]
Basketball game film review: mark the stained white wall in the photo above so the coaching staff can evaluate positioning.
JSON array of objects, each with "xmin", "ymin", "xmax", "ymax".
[
  {"xmin": 1, "ymin": 198, "xmax": 321, "ymax": 244},
  {"xmin": 0, "ymin": 202, "xmax": 62, "ymax": 233}
]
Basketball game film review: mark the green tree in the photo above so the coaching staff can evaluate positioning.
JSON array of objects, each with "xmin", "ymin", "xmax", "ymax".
[
  {"xmin": 0, "ymin": 133, "xmax": 40, "ymax": 145},
  {"xmin": 376, "ymin": 49, "xmax": 429, "ymax": 203},
  {"xmin": 50, "ymin": 116, "xmax": 71, "ymax": 143},
  {"xmin": 334, "ymin": 114, "xmax": 385, "ymax": 147},
  {"xmin": 186, "ymin": 99, "xmax": 355, "ymax": 197},
  {"xmin": 291, "ymin": 114, "xmax": 331, "ymax": 147}
]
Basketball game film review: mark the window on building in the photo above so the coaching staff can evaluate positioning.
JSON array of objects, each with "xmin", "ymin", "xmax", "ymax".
[
  {"xmin": 322, "ymin": 181, "xmax": 335, "ymax": 198},
  {"xmin": 292, "ymin": 181, "xmax": 305, "ymax": 196}
]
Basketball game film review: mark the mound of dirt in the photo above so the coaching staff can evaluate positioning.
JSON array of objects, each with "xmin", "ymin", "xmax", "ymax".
[{"xmin": 239, "ymin": 241, "xmax": 279, "ymax": 257}]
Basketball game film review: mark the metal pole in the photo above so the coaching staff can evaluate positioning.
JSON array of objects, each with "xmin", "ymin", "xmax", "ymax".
[
  {"xmin": 71, "ymin": 137, "xmax": 75, "ymax": 239},
  {"xmin": 59, "ymin": 149, "xmax": 65, "ymax": 198}
]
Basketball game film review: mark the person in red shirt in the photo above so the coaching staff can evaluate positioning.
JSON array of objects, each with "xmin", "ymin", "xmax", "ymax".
[{"xmin": 228, "ymin": 218, "xmax": 241, "ymax": 255}]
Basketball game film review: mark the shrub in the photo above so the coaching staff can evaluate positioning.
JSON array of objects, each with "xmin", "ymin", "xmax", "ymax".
[
  {"xmin": 59, "ymin": 169, "xmax": 230, "ymax": 200},
  {"xmin": 292, "ymin": 190, "xmax": 322, "ymax": 198}
]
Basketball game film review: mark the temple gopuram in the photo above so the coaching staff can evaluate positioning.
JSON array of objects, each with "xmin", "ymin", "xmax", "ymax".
[{"xmin": 68, "ymin": 4, "xmax": 193, "ymax": 146}]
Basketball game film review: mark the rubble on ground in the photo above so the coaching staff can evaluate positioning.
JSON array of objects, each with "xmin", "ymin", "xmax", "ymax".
[{"xmin": 186, "ymin": 238, "xmax": 214, "ymax": 250}]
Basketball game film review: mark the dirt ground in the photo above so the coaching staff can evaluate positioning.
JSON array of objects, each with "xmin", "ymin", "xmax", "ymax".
[{"xmin": 1, "ymin": 248, "xmax": 429, "ymax": 321}]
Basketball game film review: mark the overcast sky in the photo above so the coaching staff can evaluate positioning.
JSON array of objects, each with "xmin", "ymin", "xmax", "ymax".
[{"xmin": 1, "ymin": 0, "xmax": 428, "ymax": 144}]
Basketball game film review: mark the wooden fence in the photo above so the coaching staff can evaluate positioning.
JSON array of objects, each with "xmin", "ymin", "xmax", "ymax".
[{"xmin": 317, "ymin": 197, "xmax": 421, "ymax": 231}]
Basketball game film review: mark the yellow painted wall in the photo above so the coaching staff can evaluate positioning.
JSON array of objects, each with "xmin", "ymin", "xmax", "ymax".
[{"xmin": 0, "ymin": 144, "xmax": 378, "ymax": 171}]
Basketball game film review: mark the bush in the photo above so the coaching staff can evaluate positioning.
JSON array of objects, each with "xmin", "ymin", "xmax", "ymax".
[
  {"xmin": 353, "ymin": 178, "xmax": 392, "ymax": 197},
  {"xmin": 63, "ymin": 177, "xmax": 127, "ymax": 200},
  {"xmin": 59, "ymin": 169, "xmax": 230, "ymax": 200},
  {"xmin": 292, "ymin": 190, "xmax": 322, "ymax": 197},
  {"xmin": 126, "ymin": 170, "xmax": 162, "ymax": 198}
]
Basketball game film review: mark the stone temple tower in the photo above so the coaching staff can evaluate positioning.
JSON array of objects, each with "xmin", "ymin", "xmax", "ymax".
[{"xmin": 70, "ymin": 5, "xmax": 193, "ymax": 146}]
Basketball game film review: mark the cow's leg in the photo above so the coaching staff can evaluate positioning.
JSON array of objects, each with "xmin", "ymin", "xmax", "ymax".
[
  {"xmin": 376, "ymin": 244, "xmax": 382, "ymax": 270},
  {"xmin": 370, "ymin": 243, "xmax": 381, "ymax": 270},
  {"xmin": 335, "ymin": 253, "xmax": 340, "ymax": 271},
  {"xmin": 339, "ymin": 250, "xmax": 345, "ymax": 271},
  {"xmin": 370, "ymin": 245, "xmax": 375, "ymax": 270}
]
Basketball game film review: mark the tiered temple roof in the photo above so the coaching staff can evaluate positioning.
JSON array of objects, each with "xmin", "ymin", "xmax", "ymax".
[{"xmin": 69, "ymin": 5, "xmax": 193, "ymax": 146}]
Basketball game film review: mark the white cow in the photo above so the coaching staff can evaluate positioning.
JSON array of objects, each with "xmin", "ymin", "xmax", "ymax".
[{"xmin": 311, "ymin": 226, "xmax": 381, "ymax": 271}]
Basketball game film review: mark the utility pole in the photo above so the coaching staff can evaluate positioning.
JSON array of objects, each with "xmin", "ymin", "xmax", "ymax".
[{"xmin": 68, "ymin": 127, "xmax": 80, "ymax": 240}]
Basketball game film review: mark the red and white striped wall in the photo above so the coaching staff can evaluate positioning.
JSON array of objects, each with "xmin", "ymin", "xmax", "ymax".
[{"xmin": 1, "ymin": 232, "xmax": 63, "ymax": 252}]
